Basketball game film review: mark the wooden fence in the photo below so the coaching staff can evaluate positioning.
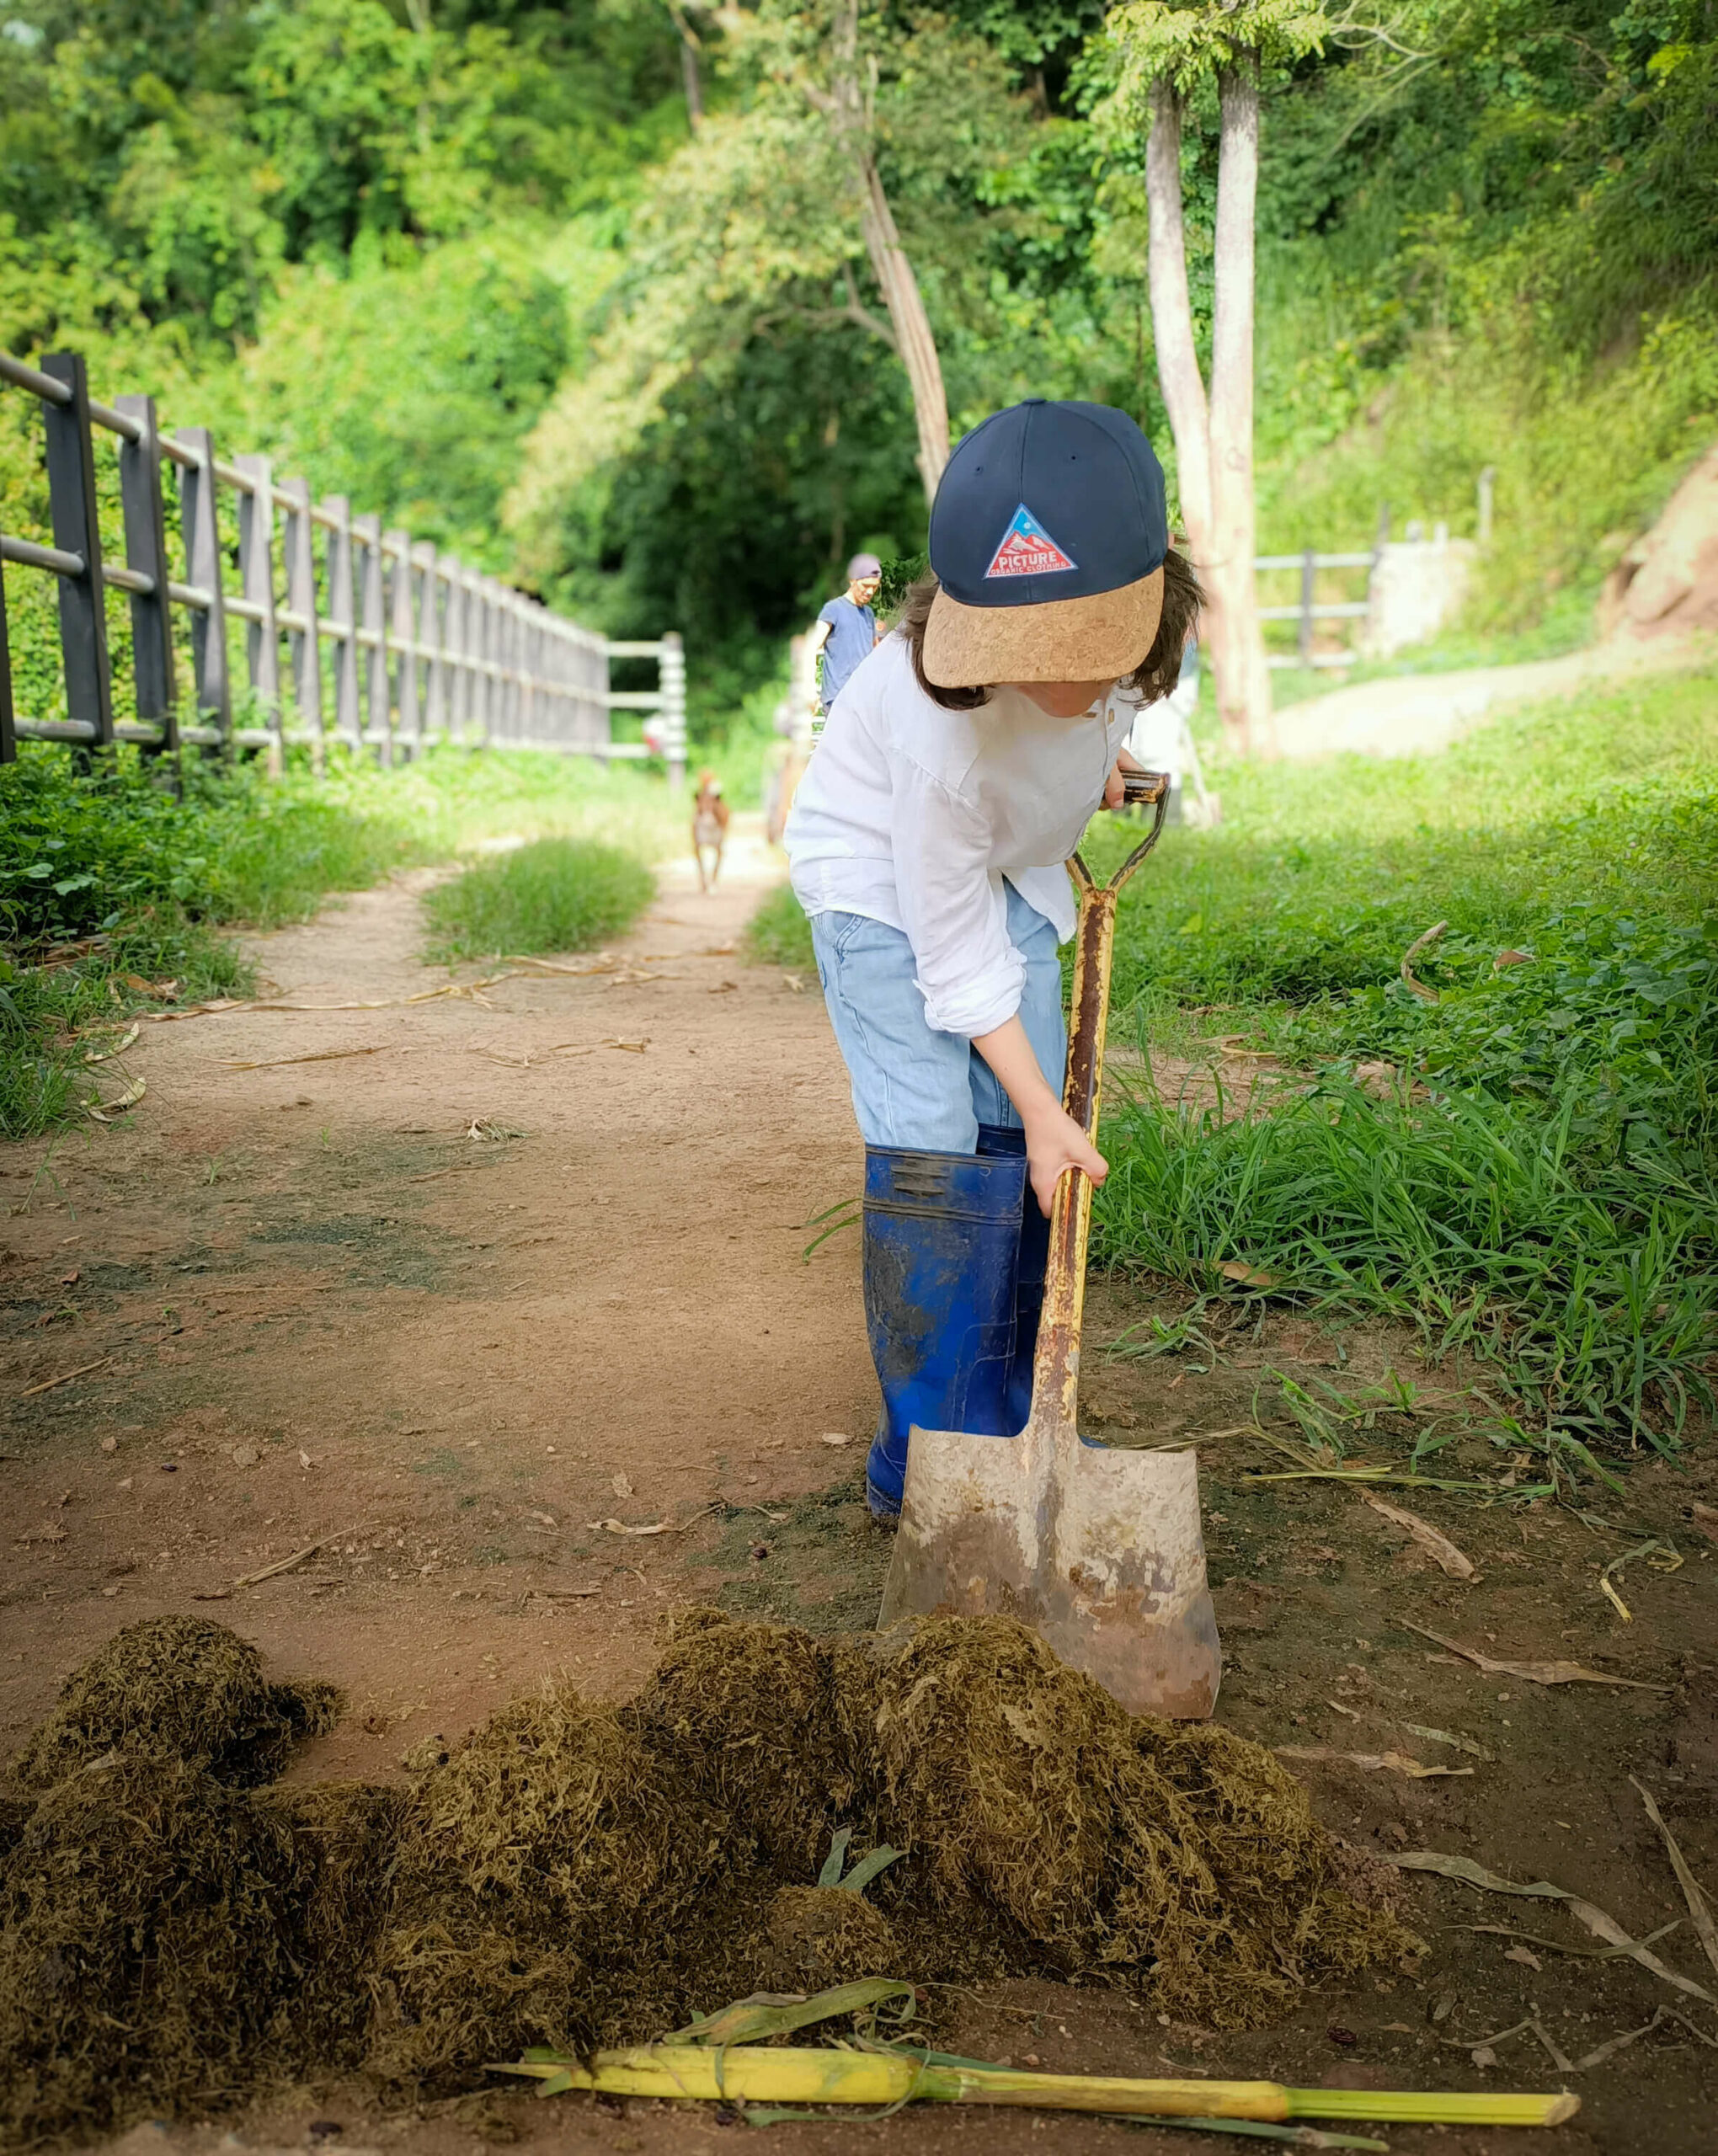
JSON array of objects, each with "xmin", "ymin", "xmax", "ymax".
[
  {"xmin": 0, "ymin": 349, "xmax": 687, "ymax": 783},
  {"xmin": 1254, "ymin": 548, "xmax": 1377, "ymax": 670}
]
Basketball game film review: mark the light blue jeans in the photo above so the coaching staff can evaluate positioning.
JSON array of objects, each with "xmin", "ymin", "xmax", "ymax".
[{"xmin": 808, "ymin": 883, "xmax": 1068, "ymax": 1152}]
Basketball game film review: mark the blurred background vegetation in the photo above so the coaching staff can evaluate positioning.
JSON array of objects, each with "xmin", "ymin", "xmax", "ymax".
[{"xmin": 3, "ymin": 0, "xmax": 1713, "ymax": 738}]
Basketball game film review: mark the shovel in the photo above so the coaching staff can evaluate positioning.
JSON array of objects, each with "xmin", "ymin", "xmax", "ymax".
[{"xmin": 878, "ymin": 771, "xmax": 1222, "ymax": 1719}]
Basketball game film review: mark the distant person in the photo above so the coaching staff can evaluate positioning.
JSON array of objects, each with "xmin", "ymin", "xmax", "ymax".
[{"xmin": 809, "ymin": 552, "xmax": 883, "ymax": 717}]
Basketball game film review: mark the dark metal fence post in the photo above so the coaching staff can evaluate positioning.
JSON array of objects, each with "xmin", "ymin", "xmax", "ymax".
[
  {"xmin": 43, "ymin": 352, "xmax": 114, "ymax": 751},
  {"xmin": 323, "ymin": 494, "xmax": 361, "ymax": 755},
  {"xmin": 0, "ymin": 552, "xmax": 15, "ymax": 763},
  {"xmin": 1298, "ymin": 545, "xmax": 1315, "ymax": 670},
  {"xmin": 235, "ymin": 453, "xmax": 280, "ymax": 762},
  {"xmin": 387, "ymin": 531, "xmax": 418, "ymax": 754},
  {"xmin": 176, "ymin": 427, "xmax": 230, "ymax": 750},
  {"xmin": 354, "ymin": 511, "xmax": 389, "ymax": 765},
  {"xmin": 279, "ymin": 476, "xmax": 324, "ymax": 769},
  {"xmin": 415, "ymin": 543, "xmax": 442, "ymax": 741},
  {"xmin": 115, "ymin": 392, "xmax": 178, "ymax": 755}
]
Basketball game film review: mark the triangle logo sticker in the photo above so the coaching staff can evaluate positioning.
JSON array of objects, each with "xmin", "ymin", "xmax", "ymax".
[{"xmin": 984, "ymin": 503, "xmax": 1078, "ymax": 579}]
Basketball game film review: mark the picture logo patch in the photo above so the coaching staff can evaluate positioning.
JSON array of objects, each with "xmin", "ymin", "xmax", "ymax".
[{"xmin": 984, "ymin": 504, "xmax": 1077, "ymax": 579}]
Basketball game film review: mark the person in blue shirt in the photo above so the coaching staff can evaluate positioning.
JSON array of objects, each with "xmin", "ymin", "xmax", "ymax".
[{"xmin": 809, "ymin": 552, "xmax": 883, "ymax": 716}]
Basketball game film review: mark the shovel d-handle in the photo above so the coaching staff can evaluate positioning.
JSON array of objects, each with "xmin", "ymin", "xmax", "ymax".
[{"xmin": 1029, "ymin": 770, "xmax": 1171, "ymax": 1450}]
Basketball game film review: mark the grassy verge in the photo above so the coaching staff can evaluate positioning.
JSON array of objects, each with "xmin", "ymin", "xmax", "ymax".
[
  {"xmin": 1092, "ymin": 660, "xmax": 1718, "ymax": 1469},
  {"xmin": 744, "ymin": 883, "xmax": 816, "ymax": 970},
  {"xmin": 421, "ymin": 837, "xmax": 654, "ymax": 963},
  {"xmin": 0, "ymin": 741, "xmax": 684, "ymax": 1139}
]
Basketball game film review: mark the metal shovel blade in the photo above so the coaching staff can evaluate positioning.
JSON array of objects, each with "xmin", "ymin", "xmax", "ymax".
[
  {"xmin": 878, "ymin": 1414, "xmax": 1222, "ymax": 1720},
  {"xmin": 876, "ymin": 777, "xmax": 1222, "ymax": 1719}
]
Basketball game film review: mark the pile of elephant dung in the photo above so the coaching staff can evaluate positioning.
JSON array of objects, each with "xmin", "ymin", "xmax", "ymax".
[{"xmin": 0, "ymin": 1611, "xmax": 1417, "ymax": 2147}]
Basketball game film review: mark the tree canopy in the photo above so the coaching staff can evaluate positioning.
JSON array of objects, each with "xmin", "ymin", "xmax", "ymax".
[{"xmin": 2, "ymin": 0, "xmax": 1714, "ymax": 708}]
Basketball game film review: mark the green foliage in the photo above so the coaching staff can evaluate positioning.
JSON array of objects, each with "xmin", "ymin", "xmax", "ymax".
[
  {"xmin": 420, "ymin": 836, "xmax": 654, "ymax": 963},
  {"xmin": 744, "ymin": 883, "xmax": 817, "ymax": 971},
  {"xmin": 1093, "ymin": 661, "xmax": 1718, "ymax": 1457},
  {"xmin": 0, "ymin": 915, "xmax": 256, "ymax": 1140}
]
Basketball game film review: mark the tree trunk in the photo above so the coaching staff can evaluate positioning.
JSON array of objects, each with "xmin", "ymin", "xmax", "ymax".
[
  {"xmin": 1144, "ymin": 79, "xmax": 1213, "ymax": 558},
  {"xmin": 858, "ymin": 159, "xmax": 950, "ymax": 494},
  {"xmin": 828, "ymin": 0, "xmax": 950, "ymax": 499},
  {"xmin": 667, "ymin": 3, "xmax": 702, "ymax": 130},
  {"xmin": 1207, "ymin": 53, "xmax": 1273, "ymax": 758}
]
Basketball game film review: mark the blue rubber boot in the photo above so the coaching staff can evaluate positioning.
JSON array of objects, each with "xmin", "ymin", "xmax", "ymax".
[
  {"xmin": 977, "ymin": 1123, "xmax": 1106, "ymax": 1447},
  {"xmin": 976, "ymin": 1123, "xmax": 1045, "ymax": 1437},
  {"xmin": 862, "ymin": 1145, "xmax": 1028, "ymax": 1522}
]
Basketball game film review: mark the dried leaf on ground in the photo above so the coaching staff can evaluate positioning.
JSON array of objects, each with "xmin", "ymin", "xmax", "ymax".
[
  {"xmin": 1392, "ymin": 1849, "xmax": 1717, "ymax": 2008},
  {"xmin": 1403, "ymin": 1723, "xmax": 1494, "ymax": 1762},
  {"xmin": 612, "ymin": 1474, "xmax": 633, "ymax": 1499},
  {"xmin": 1217, "ymin": 1260, "xmax": 1279, "ymax": 1289},
  {"xmin": 1359, "ymin": 1492, "xmax": 1475, "ymax": 1580},
  {"xmin": 817, "ymin": 1433, "xmax": 851, "ymax": 1448},
  {"xmin": 1690, "ymin": 1502, "xmax": 1718, "ymax": 1545},
  {"xmin": 1632, "ymin": 1776, "xmax": 1718, "ymax": 1980},
  {"xmin": 588, "ymin": 1518, "xmax": 669, "ymax": 1537},
  {"xmin": 83, "ymin": 1023, "xmax": 141, "ymax": 1063},
  {"xmin": 136, "ymin": 998, "xmax": 249, "ymax": 1022},
  {"xmin": 1277, "ymin": 1746, "xmax": 1473, "ymax": 1780},
  {"xmin": 1400, "ymin": 921, "xmax": 1448, "ymax": 1003},
  {"xmin": 86, "ymin": 1076, "xmax": 146, "ymax": 1121},
  {"xmin": 17, "ymin": 1523, "xmax": 69, "ymax": 1545},
  {"xmin": 602, "ymin": 1038, "xmax": 649, "ymax": 1053},
  {"xmin": 1401, "ymin": 1620, "xmax": 1668, "ymax": 1690}
]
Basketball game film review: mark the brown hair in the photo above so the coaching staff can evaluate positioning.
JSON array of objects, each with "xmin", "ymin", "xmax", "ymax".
[{"xmin": 896, "ymin": 547, "xmax": 1203, "ymax": 712}]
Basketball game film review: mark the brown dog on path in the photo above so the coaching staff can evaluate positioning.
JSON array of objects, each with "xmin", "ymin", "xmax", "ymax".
[{"xmin": 693, "ymin": 770, "xmax": 730, "ymax": 892}]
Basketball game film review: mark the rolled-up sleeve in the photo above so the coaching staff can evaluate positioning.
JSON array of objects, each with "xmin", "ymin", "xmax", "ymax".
[{"xmin": 890, "ymin": 757, "xmax": 1025, "ymax": 1037}]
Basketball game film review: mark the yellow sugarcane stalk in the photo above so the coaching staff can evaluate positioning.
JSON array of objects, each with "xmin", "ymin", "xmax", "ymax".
[{"xmin": 499, "ymin": 2044, "xmax": 1578, "ymax": 2129}]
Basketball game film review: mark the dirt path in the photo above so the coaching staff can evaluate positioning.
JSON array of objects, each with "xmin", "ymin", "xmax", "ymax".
[
  {"xmin": 4, "ymin": 825, "xmax": 1717, "ymax": 2156},
  {"xmin": 1270, "ymin": 634, "xmax": 1707, "ymax": 760},
  {"xmin": 2, "ymin": 821, "xmax": 877, "ymax": 1748}
]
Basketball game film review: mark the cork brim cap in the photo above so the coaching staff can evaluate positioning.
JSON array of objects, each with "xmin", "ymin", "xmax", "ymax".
[{"xmin": 921, "ymin": 567, "xmax": 1164, "ymax": 690}]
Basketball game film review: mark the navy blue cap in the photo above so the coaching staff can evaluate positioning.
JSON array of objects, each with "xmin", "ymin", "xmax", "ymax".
[{"xmin": 928, "ymin": 400, "xmax": 1168, "ymax": 610}]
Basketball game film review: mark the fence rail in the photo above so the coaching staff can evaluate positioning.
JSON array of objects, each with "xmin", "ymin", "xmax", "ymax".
[
  {"xmin": 0, "ymin": 349, "xmax": 686, "ymax": 782},
  {"xmin": 1253, "ymin": 547, "xmax": 1379, "ymax": 670}
]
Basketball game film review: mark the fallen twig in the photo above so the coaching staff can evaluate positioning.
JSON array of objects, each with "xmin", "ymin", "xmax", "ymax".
[
  {"xmin": 1402, "ymin": 1619, "xmax": 1668, "ymax": 1690},
  {"xmin": 1278, "ymin": 1746, "xmax": 1472, "ymax": 1780},
  {"xmin": 19, "ymin": 1357, "xmax": 113, "ymax": 1399},
  {"xmin": 232, "ymin": 1528, "xmax": 358, "ymax": 1588},
  {"xmin": 1443, "ymin": 2003, "xmax": 1716, "ymax": 2074},
  {"xmin": 587, "ymin": 1503, "xmax": 718, "ymax": 1538},
  {"xmin": 221, "ymin": 1046, "xmax": 389, "ymax": 1070},
  {"xmin": 1632, "ymin": 1775, "xmax": 1718, "ymax": 1980}
]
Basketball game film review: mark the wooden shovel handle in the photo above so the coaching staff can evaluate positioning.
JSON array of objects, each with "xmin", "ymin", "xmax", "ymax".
[{"xmin": 1029, "ymin": 771, "xmax": 1171, "ymax": 1432}]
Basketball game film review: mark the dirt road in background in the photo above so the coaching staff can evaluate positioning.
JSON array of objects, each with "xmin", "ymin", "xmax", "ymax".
[{"xmin": 3, "ymin": 824, "xmax": 1716, "ymax": 2156}]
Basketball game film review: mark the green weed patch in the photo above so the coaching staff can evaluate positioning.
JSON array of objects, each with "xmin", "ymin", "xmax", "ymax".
[
  {"xmin": 1094, "ymin": 666, "xmax": 1718, "ymax": 1468},
  {"xmin": 421, "ymin": 836, "xmax": 654, "ymax": 963},
  {"xmin": 745, "ymin": 882, "xmax": 816, "ymax": 970}
]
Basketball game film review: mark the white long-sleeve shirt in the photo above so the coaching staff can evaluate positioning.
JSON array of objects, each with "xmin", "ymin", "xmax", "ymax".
[{"xmin": 783, "ymin": 632, "xmax": 1134, "ymax": 1038}]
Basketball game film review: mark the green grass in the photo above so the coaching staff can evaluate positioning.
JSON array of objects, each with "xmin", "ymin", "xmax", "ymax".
[
  {"xmin": 420, "ymin": 837, "xmax": 654, "ymax": 963},
  {"xmin": 1091, "ymin": 660, "xmax": 1718, "ymax": 1465},
  {"xmin": 745, "ymin": 883, "xmax": 816, "ymax": 970}
]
